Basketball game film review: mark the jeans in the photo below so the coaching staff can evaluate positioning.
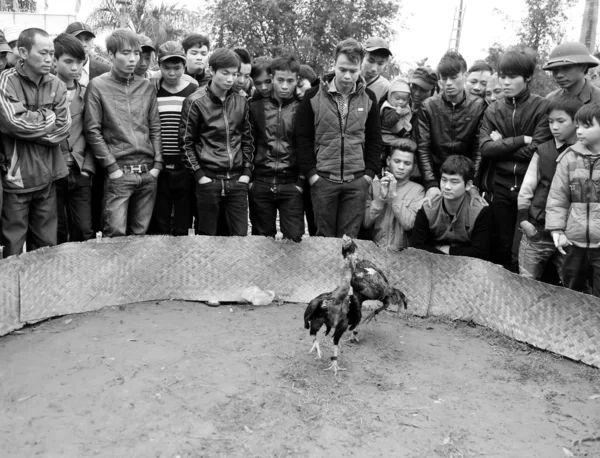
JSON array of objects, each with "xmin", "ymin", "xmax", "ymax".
[
  {"xmin": 518, "ymin": 232, "xmax": 564, "ymax": 283},
  {"xmin": 249, "ymin": 180, "xmax": 304, "ymax": 242},
  {"xmin": 56, "ymin": 170, "xmax": 94, "ymax": 243},
  {"xmin": 195, "ymin": 178, "xmax": 248, "ymax": 236},
  {"xmin": 562, "ymin": 246, "xmax": 600, "ymax": 297},
  {"xmin": 2, "ymin": 182, "xmax": 57, "ymax": 257},
  {"xmin": 310, "ymin": 176, "xmax": 369, "ymax": 238},
  {"xmin": 490, "ymin": 185, "xmax": 520, "ymax": 272},
  {"xmin": 103, "ymin": 172, "xmax": 157, "ymax": 237},
  {"xmin": 150, "ymin": 168, "xmax": 194, "ymax": 236}
]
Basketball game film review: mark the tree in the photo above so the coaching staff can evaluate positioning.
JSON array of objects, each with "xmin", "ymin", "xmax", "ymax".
[
  {"xmin": 0, "ymin": 0, "xmax": 37, "ymax": 13},
  {"xmin": 204, "ymin": 0, "xmax": 402, "ymax": 73}
]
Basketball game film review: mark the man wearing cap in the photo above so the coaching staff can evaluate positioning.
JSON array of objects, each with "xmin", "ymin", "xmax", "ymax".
[
  {"xmin": 544, "ymin": 42, "xmax": 600, "ymax": 104},
  {"xmin": 65, "ymin": 22, "xmax": 111, "ymax": 87},
  {"xmin": 135, "ymin": 34, "xmax": 155, "ymax": 78},
  {"xmin": 0, "ymin": 30, "xmax": 12, "ymax": 71},
  {"xmin": 361, "ymin": 37, "xmax": 392, "ymax": 103},
  {"xmin": 150, "ymin": 41, "xmax": 197, "ymax": 235},
  {"xmin": 3, "ymin": 25, "xmax": 25, "ymax": 68},
  {"xmin": 408, "ymin": 66, "xmax": 438, "ymax": 111}
]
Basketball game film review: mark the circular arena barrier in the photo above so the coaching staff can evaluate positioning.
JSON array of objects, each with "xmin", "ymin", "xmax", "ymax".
[{"xmin": 0, "ymin": 235, "xmax": 598, "ymax": 368}]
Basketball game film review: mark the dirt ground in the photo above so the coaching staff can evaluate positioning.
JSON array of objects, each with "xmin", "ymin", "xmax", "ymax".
[{"xmin": 1, "ymin": 301, "xmax": 599, "ymax": 458}]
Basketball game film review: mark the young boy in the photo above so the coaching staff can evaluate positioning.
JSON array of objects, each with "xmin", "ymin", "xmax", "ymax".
[
  {"xmin": 480, "ymin": 49, "xmax": 553, "ymax": 271},
  {"xmin": 517, "ymin": 94, "xmax": 583, "ymax": 282},
  {"xmin": 411, "ymin": 155, "xmax": 491, "ymax": 260},
  {"xmin": 249, "ymin": 54, "xmax": 304, "ymax": 242},
  {"xmin": 179, "ymin": 47, "xmax": 253, "ymax": 236},
  {"xmin": 84, "ymin": 29, "xmax": 163, "ymax": 237},
  {"xmin": 546, "ymin": 102, "xmax": 600, "ymax": 297},
  {"xmin": 134, "ymin": 34, "xmax": 155, "ymax": 78},
  {"xmin": 364, "ymin": 147, "xmax": 424, "ymax": 250},
  {"xmin": 53, "ymin": 33, "xmax": 96, "ymax": 243},
  {"xmin": 150, "ymin": 41, "xmax": 198, "ymax": 235}
]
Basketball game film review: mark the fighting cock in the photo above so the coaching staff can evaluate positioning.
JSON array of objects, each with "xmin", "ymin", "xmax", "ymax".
[
  {"xmin": 304, "ymin": 255, "xmax": 361, "ymax": 375},
  {"xmin": 342, "ymin": 235, "xmax": 407, "ymax": 341}
]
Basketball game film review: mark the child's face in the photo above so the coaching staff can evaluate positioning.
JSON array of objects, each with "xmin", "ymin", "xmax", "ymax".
[
  {"xmin": 386, "ymin": 150, "xmax": 414, "ymax": 182},
  {"xmin": 54, "ymin": 53, "xmax": 84, "ymax": 82},
  {"xmin": 549, "ymin": 109, "xmax": 576, "ymax": 143},
  {"xmin": 576, "ymin": 118, "xmax": 600, "ymax": 147},
  {"xmin": 440, "ymin": 173, "xmax": 471, "ymax": 201},
  {"xmin": 388, "ymin": 91, "xmax": 410, "ymax": 108},
  {"xmin": 498, "ymin": 74, "xmax": 529, "ymax": 98}
]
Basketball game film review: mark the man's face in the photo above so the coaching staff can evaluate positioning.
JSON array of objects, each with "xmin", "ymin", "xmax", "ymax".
[
  {"xmin": 54, "ymin": 53, "xmax": 84, "ymax": 82},
  {"xmin": 160, "ymin": 60, "xmax": 185, "ymax": 85},
  {"xmin": 234, "ymin": 62, "xmax": 251, "ymax": 92},
  {"xmin": 76, "ymin": 32, "xmax": 94, "ymax": 59},
  {"xmin": 386, "ymin": 149, "xmax": 414, "ymax": 183},
  {"xmin": 549, "ymin": 109, "xmax": 576, "ymax": 144},
  {"xmin": 439, "ymin": 71, "xmax": 466, "ymax": 98},
  {"xmin": 134, "ymin": 50, "xmax": 152, "ymax": 76},
  {"xmin": 465, "ymin": 70, "xmax": 492, "ymax": 98},
  {"xmin": 0, "ymin": 51, "xmax": 7, "ymax": 70},
  {"xmin": 551, "ymin": 64, "xmax": 587, "ymax": 90},
  {"xmin": 20, "ymin": 34, "xmax": 54, "ymax": 76},
  {"xmin": 440, "ymin": 173, "xmax": 470, "ymax": 201},
  {"xmin": 7, "ymin": 41, "xmax": 17, "ymax": 65},
  {"xmin": 211, "ymin": 66, "xmax": 238, "ymax": 93},
  {"xmin": 334, "ymin": 53, "xmax": 360, "ymax": 93},
  {"xmin": 499, "ymin": 74, "xmax": 528, "ymax": 98},
  {"xmin": 576, "ymin": 117, "xmax": 600, "ymax": 147},
  {"xmin": 485, "ymin": 81, "xmax": 504, "ymax": 104},
  {"xmin": 296, "ymin": 77, "xmax": 312, "ymax": 100},
  {"xmin": 361, "ymin": 52, "xmax": 388, "ymax": 83},
  {"xmin": 253, "ymin": 70, "xmax": 272, "ymax": 98},
  {"xmin": 410, "ymin": 83, "xmax": 431, "ymax": 108},
  {"xmin": 109, "ymin": 46, "xmax": 140, "ymax": 76},
  {"xmin": 272, "ymin": 69, "xmax": 297, "ymax": 100},
  {"xmin": 186, "ymin": 44, "xmax": 209, "ymax": 74}
]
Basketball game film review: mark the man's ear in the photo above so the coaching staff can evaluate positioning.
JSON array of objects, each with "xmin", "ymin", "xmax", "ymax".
[
  {"xmin": 18, "ymin": 46, "xmax": 28, "ymax": 61},
  {"xmin": 108, "ymin": 51, "xmax": 115, "ymax": 62},
  {"xmin": 465, "ymin": 179, "xmax": 473, "ymax": 192},
  {"xmin": 525, "ymin": 76, "xmax": 532, "ymax": 84}
]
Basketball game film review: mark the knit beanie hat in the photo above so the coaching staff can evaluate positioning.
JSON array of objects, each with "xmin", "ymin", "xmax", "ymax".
[{"xmin": 389, "ymin": 77, "xmax": 410, "ymax": 94}]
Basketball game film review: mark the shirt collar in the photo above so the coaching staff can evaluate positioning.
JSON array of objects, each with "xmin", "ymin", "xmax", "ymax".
[{"xmin": 328, "ymin": 76, "xmax": 356, "ymax": 95}]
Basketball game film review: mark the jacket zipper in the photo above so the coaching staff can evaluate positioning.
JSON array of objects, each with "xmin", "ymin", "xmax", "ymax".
[
  {"xmin": 275, "ymin": 102, "xmax": 282, "ymax": 179},
  {"xmin": 126, "ymin": 78, "xmax": 140, "ymax": 154},
  {"xmin": 223, "ymin": 95, "xmax": 233, "ymax": 177},
  {"xmin": 512, "ymin": 97, "xmax": 518, "ymax": 188}
]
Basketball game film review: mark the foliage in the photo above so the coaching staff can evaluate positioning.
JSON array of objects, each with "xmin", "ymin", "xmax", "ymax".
[
  {"xmin": 0, "ymin": 0, "xmax": 37, "ymax": 13},
  {"xmin": 87, "ymin": 0, "xmax": 203, "ymax": 46},
  {"xmin": 204, "ymin": 0, "xmax": 401, "ymax": 74}
]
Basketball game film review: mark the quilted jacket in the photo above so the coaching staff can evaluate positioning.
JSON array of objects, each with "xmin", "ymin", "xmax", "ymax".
[{"xmin": 545, "ymin": 142, "xmax": 600, "ymax": 248}]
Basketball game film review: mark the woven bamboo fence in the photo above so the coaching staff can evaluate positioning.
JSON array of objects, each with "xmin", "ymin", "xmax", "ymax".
[{"xmin": 0, "ymin": 235, "xmax": 598, "ymax": 368}]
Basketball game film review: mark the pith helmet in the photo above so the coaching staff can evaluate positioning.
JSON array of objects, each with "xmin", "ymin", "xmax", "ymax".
[{"xmin": 543, "ymin": 42, "xmax": 600, "ymax": 70}]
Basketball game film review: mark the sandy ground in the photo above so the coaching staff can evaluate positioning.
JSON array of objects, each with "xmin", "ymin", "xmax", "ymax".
[{"xmin": 1, "ymin": 300, "xmax": 599, "ymax": 458}]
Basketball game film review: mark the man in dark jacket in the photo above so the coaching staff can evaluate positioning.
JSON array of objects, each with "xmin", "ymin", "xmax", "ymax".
[
  {"xmin": 182, "ymin": 33, "xmax": 211, "ymax": 88},
  {"xmin": 249, "ymin": 54, "xmax": 304, "ymax": 241},
  {"xmin": 84, "ymin": 29, "xmax": 163, "ymax": 238},
  {"xmin": 0, "ymin": 28, "xmax": 72, "ymax": 257},
  {"xmin": 65, "ymin": 22, "xmax": 111, "ymax": 86},
  {"xmin": 480, "ymin": 49, "xmax": 553, "ymax": 271},
  {"xmin": 418, "ymin": 51, "xmax": 487, "ymax": 204},
  {"xmin": 179, "ymin": 48, "xmax": 253, "ymax": 236},
  {"xmin": 296, "ymin": 38, "xmax": 383, "ymax": 238}
]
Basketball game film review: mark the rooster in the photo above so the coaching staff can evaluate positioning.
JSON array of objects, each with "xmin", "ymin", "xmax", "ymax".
[
  {"xmin": 341, "ymin": 235, "xmax": 407, "ymax": 341},
  {"xmin": 304, "ymin": 255, "xmax": 361, "ymax": 376}
]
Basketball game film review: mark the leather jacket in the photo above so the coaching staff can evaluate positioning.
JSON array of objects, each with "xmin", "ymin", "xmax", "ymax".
[{"xmin": 179, "ymin": 82, "xmax": 254, "ymax": 181}]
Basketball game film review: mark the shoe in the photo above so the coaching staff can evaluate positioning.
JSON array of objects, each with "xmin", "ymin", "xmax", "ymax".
[{"xmin": 206, "ymin": 300, "xmax": 220, "ymax": 307}]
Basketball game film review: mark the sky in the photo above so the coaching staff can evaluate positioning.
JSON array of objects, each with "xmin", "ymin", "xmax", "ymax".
[{"xmin": 48, "ymin": 0, "xmax": 588, "ymax": 65}]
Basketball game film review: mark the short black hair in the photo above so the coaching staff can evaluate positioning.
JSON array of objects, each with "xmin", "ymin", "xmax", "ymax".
[
  {"xmin": 334, "ymin": 38, "xmax": 364, "ymax": 65},
  {"xmin": 437, "ymin": 50, "xmax": 467, "ymax": 78},
  {"xmin": 209, "ymin": 47, "xmax": 240, "ymax": 72},
  {"xmin": 18, "ymin": 28, "xmax": 49, "ymax": 52},
  {"xmin": 548, "ymin": 94, "xmax": 584, "ymax": 120},
  {"xmin": 575, "ymin": 101, "xmax": 600, "ymax": 127},
  {"xmin": 53, "ymin": 33, "xmax": 85, "ymax": 61},
  {"xmin": 250, "ymin": 56, "xmax": 272, "ymax": 79},
  {"xmin": 440, "ymin": 155, "xmax": 475, "ymax": 184},
  {"xmin": 467, "ymin": 61, "xmax": 493, "ymax": 74},
  {"xmin": 366, "ymin": 49, "xmax": 391, "ymax": 60},
  {"xmin": 498, "ymin": 49, "xmax": 536, "ymax": 79},
  {"xmin": 299, "ymin": 64, "xmax": 317, "ymax": 83},
  {"xmin": 106, "ymin": 29, "xmax": 140, "ymax": 56},
  {"xmin": 271, "ymin": 54, "xmax": 300, "ymax": 75},
  {"xmin": 233, "ymin": 47, "xmax": 251, "ymax": 65},
  {"xmin": 181, "ymin": 33, "xmax": 210, "ymax": 53}
]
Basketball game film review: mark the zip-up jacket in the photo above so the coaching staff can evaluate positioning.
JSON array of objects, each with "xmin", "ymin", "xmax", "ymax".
[
  {"xmin": 480, "ymin": 89, "xmax": 552, "ymax": 193},
  {"xmin": 296, "ymin": 73, "xmax": 382, "ymax": 182},
  {"xmin": 249, "ymin": 92, "xmax": 302, "ymax": 186},
  {"xmin": 61, "ymin": 81, "xmax": 96, "ymax": 175},
  {"xmin": 0, "ymin": 64, "xmax": 71, "ymax": 193},
  {"xmin": 417, "ymin": 92, "xmax": 487, "ymax": 190},
  {"xmin": 84, "ymin": 69, "xmax": 163, "ymax": 174},
  {"xmin": 545, "ymin": 142, "xmax": 600, "ymax": 248},
  {"xmin": 179, "ymin": 81, "xmax": 254, "ymax": 181}
]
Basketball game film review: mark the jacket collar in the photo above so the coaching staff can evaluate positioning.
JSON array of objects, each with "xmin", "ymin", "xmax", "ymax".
[
  {"xmin": 565, "ymin": 141, "xmax": 600, "ymax": 158},
  {"xmin": 321, "ymin": 72, "xmax": 365, "ymax": 96},
  {"xmin": 109, "ymin": 68, "xmax": 136, "ymax": 85},
  {"xmin": 15, "ymin": 61, "xmax": 53, "ymax": 86},
  {"xmin": 206, "ymin": 80, "xmax": 235, "ymax": 103},
  {"xmin": 441, "ymin": 90, "xmax": 468, "ymax": 107},
  {"xmin": 504, "ymin": 87, "xmax": 531, "ymax": 107}
]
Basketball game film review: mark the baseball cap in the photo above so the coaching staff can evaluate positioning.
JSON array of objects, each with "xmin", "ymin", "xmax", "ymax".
[
  {"xmin": 157, "ymin": 41, "xmax": 186, "ymax": 63},
  {"xmin": 409, "ymin": 66, "xmax": 439, "ymax": 90},
  {"xmin": 0, "ymin": 30, "xmax": 12, "ymax": 53},
  {"xmin": 65, "ymin": 22, "xmax": 96, "ymax": 38},
  {"xmin": 364, "ymin": 37, "xmax": 392, "ymax": 57},
  {"xmin": 138, "ymin": 34, "xmax": 155, "ymax": 52},
  {"xmin": 4, "ymin": 25, "xmax": 26, "ymax": 44}
]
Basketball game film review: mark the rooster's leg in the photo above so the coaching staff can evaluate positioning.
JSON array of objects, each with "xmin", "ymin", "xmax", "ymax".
[
  {"xmin": 309, "ymin": 337, "xmax": 322, "ymax": 359},
  {"xmin": 362, "ymin": 301, "xmax": 390, "ymax": 325},
  {"xmin": 324, "ymin": 345, "xmax": 347, "ymax": 375}
]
